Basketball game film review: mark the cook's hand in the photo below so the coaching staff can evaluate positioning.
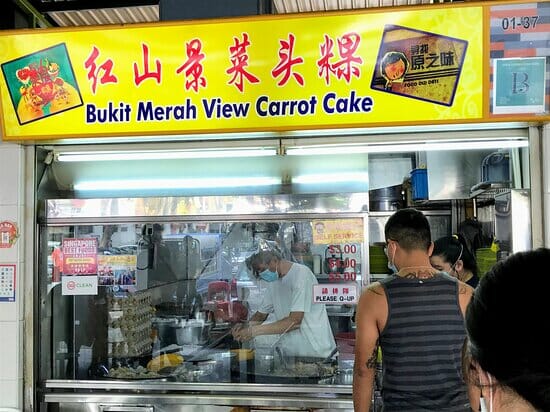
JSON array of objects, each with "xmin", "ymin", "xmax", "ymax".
[
  {"xmin": 231, "ymin": 323, "xmax": 243, "ymax": 340},
  {"xmin": 233, "ymin": 325, "xmax": 256, "ymax": 342}
]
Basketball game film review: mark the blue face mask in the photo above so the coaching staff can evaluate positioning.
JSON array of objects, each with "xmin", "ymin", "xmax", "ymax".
[
  {"xmin": 259, "ymin": 269, "xmax": 278, "ymax": 282},
  {"xmin": 385, "ymin": 244, "xmax": 398, "ymax": 274}
]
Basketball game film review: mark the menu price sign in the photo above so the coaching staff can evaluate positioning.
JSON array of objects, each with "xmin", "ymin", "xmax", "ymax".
[
  {"xmin": 313, "ymin": 283, "xmax": 357, "ymax": 305},
  {"xmin": 62, "ymin": 237, "xmax": 98, "ymax": 275},
  {"xmin": 0, "ymin": 264, "xmax": 16, "ymax": 302}
]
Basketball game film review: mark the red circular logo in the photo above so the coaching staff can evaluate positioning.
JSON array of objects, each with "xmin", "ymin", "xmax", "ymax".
[{"xmin": 67, "ymin": 280, "xmax": 76, "ymax": 290}]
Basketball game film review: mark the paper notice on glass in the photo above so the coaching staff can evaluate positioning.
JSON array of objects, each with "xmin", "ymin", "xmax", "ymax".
[{"xmin": 62, "ymin": 275, "xmax": 98, "ymax": 295}]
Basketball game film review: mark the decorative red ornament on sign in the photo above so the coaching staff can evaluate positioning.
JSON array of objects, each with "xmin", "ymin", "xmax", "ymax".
[{"xmin": 0, "ymin": 221, "xmax": 19, "ymax": 248}]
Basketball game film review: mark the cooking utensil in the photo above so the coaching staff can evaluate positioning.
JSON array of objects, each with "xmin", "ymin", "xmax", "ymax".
[
  {"xmin": 185, "ymin": 328, "xmax": 233, "ymax": 362},
  {"xmin": 242, "ymin": 355, "xmax": 337, "ymax": 383},
  {"xmin": 275, "ymin": 346, "xmax": 288, "ymax": 370},
  {"xmin": 369, "ymin": 184, "xmax": 404, "ymax": 211},
  {"xmin": 269, "ymin": 321, "xmax": 295, "ymax": 348},
  {"xmin": 322, "ymin": 346, "xmax": 338, "ymax": 364}
]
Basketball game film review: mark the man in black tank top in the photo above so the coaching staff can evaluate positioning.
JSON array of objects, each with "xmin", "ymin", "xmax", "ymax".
[{"xmin": 353, "ymin": 208, "xmax": 476, "ymax": 412}]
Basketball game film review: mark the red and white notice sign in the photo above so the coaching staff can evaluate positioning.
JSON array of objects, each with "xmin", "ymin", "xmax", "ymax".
[
  {"xmin": 62, "ymin": 238, "xmax": 98, "ymax": 275},
  {"xmin": 313, "ymin": 283, "xmax": 358, "ymax": 304}
]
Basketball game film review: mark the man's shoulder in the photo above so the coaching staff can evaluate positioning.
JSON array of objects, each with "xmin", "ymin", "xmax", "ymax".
[
  {"xmin": 359, "ymin": 281, "xmax": 387, "ymax": 304},
  {"xmin": 289, "ymin": 262, "xmax": 315, "ymax": 277}
]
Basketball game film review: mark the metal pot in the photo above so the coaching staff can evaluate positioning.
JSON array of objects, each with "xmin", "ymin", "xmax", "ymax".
[
  {"xmin": 369, "ymin": 184, "xmax": 404, "ymax": 211},
  {"xmin": 174, "ymin": 320, "xmax": 212, "ymax": 345},
  {"xmin": 153, "ymin": 317, "xmax": 181, "ymax": 346}
]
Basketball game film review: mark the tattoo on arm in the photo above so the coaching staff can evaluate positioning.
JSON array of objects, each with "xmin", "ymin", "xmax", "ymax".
[{"xmin": 366, "ymin": 340, "xmax": 379, "ymax": 369}]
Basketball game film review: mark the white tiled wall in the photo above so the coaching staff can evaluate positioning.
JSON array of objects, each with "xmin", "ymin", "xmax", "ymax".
[{"xmin": 0, "ymin": 142, "xmax": 24, "ymax": 411}]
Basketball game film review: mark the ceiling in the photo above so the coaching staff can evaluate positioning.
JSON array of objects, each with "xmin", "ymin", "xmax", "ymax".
[{"xmin": 17, "ymin": 0, "xmax": 449, "ymax": 28}]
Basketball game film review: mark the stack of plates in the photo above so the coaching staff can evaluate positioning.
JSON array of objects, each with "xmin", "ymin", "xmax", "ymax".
[
  {"xmin": 370, "ymin": 245, "xmax": 389, "ymax": 274},
  {"xmin": 476, "ymin": 248, "xmax": 497, "ymax": 278}
]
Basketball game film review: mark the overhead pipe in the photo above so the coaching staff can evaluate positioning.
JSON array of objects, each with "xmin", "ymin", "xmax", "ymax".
[{"xmin": 12, "ymin": 0, "xmax": 53, "ymax": 28}]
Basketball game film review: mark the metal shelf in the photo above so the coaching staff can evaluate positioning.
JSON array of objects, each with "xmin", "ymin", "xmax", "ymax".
[{"xmin": 470, "ymin": 182, "xmax": 511, "ymax": 200}]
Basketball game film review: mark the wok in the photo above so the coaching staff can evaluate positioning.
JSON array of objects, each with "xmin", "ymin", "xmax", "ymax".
[{"xmin": 232, "ymin": 355, "xmax": 337, "ymax": 384}]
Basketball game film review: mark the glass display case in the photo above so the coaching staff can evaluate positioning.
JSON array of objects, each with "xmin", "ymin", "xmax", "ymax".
[{"xmin": 39, "ymin": 193, "xmax": 368, "ymax": 411}]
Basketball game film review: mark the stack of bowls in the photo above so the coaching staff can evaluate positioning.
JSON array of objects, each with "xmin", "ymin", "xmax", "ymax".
[{"xmin": 369, "ymin": 244, "xmax": 389, "ymax": 275}]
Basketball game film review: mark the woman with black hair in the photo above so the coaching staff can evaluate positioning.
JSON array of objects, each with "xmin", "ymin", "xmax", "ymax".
[
  {"xmin": 464, "ymin": 248, "xmax": 550, "ymax": 412},
  {"xmin": 431, "ymin": 235, "xmax": 480, "ymax": 288}
]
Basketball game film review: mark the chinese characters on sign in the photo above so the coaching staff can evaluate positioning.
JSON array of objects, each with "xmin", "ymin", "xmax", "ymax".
[
  {"xmin": 83, "ymin": 31, "xmax": 364, "ymax": 95},
  {"xmin": 0, "ymin": 5, "xmax": 486, "ymax": 140},
  {"xmin": 313, "ymin": 283, "xmax": 357, "ymax": 304},
  {"xmin": 371, "ymin": 25, "xmax": 468, "ymax": 106}
]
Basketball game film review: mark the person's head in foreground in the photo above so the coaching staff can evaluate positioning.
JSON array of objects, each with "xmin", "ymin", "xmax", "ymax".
[{"xmin": 464, "ymin": 248, "xmax": 550, "ymax": 412}]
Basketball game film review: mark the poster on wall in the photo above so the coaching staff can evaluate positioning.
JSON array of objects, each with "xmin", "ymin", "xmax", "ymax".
[
  {"xmin": 97, "ymin": 254, "xmax": 137, "ymax": 290},
  {"xmin": 0, "ymin": 264, "xmax": 16, "ymax": 302},
  {"xmin": 0, "ymin": 221, "xmax": 19, "ymax": 248},
  {"xmin": 489, "ymin": 2, "xmax": 550, "ymax": 115},
  {"xmin": 61, "ymin": 237, "xmax": 98, "ymax": 275},
  {"xmin": 0, "ymin": 5, "xmax": 484, "ymax": 141}
]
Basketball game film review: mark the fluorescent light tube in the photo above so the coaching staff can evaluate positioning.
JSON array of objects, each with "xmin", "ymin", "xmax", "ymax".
[
  {"xmin": 293, "ymin": 172, "xmax": 369, "ymax": 184},
  {"xmin": 286, "ymin": 139, "xmax": 528, "ymax": 156},
  {"xmin": 57, "ymin": 148, "xmax": 278, "ymax": 162},
  {"xmin": 74, "ymin": 177, "xmax": 280, "ymax": 191}
]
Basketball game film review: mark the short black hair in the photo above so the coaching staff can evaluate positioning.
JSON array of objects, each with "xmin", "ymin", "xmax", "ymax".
[
  {"xmin": 466, "ymin": 248, "xmax": 550, "ymax": 411},
  {"xmin": 384, "ymin": 208, "xmax": 431, "ymax": 251}
]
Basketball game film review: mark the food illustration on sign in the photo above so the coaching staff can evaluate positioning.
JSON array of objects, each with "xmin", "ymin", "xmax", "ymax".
[
  {"xmin": 1, "ymin": 43, "xmax": 82, "ymax": 125},
  {"xmin": 371, "ymin": 25, "xmax": 468, "ymax": 106}
]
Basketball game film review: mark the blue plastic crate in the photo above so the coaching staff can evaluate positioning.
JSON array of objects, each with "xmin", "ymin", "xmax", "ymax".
[{"xmin": 411, "ymin": 168, "xmax": 428, "ymax": 200}]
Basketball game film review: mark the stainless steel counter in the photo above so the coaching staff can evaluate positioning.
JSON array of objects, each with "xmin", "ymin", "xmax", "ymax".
[{"xmin": 42, "ymin": 380, "xmax": 353, "ymax": 411}]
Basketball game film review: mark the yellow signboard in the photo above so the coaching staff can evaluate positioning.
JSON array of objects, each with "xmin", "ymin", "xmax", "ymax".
[
  {"xmin": 0, "ymin": 5, "xmax": 483, "ymax": 141},
  {"xmin": 312, "ymin": 218, "xmax": 364, "ymax": 245}
]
